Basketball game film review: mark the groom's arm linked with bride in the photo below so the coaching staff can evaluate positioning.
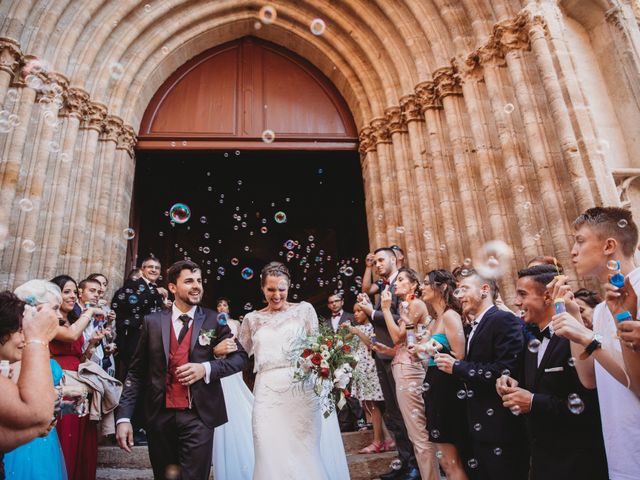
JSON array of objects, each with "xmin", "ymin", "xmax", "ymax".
[{"xmin": 114, "ymin": 304, "xmax": 247, "ymax": 478}]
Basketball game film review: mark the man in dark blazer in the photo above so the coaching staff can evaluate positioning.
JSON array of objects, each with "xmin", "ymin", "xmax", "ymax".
[
  {"xmin": 112, "ymin": 257, "xmax": 167, "ymax": 382},
  {"xmin": 435, "ymin": 269, "xmax": 528, "ymax": 480},
  {"xmin": 325, "ymin": 293, "xmax": 355, "ymax": 332},
  {"xmin": 358, "ymin": 248, "xmax": 417, "ymax": 480},
  {"xmin": 496, "ymin": 264, "xmax": 607, "ymax": 480},
  {"xmin": 115, "ymin": 260, "xmax": 248, "ymax": 480}
]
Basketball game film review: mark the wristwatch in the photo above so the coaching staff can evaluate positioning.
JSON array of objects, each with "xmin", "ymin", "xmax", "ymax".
[{"xmin": 580, "ymin": 333, "xmax": 603, "ymax": 360}]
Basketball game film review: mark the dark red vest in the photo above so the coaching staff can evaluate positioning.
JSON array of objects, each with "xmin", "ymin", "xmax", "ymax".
[{"xmin": 165, "ymin": 320, "xmax": 193, "ymax": 409}]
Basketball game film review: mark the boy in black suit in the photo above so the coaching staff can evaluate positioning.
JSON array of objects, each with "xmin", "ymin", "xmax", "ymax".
[
  {"xmin": 497, "ymin": 264, "xmax": 607, "ymax": 480},
  {"xmin": 435, "ymin": 270, "xmax": 528, "ymax": 480}
]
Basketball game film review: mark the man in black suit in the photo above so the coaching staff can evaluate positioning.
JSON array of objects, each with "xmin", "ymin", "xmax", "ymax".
[
  {"xmin": 115, "ymin": 260, "xmax": 248, "ymax": 480},
  {"xmin": 113, "ymin": 257, "xmax": 167, "ymax": 381},
  {"xmin": 358, "ymin": 248, "xmax": 418, "ymax": 480},
  {"xmin": 325, "ymin": 293, "xmax": 355, "ymax": 332},
  {"xmin": 435, "ymin": 270, "xmax": 528, "ymax": 480},
  {"xmin": 496, "ymin": 264, "xmax": 607, "ymax": 480}
]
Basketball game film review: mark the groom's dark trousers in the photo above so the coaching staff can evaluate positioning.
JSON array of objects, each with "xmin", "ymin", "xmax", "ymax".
[{"xmin": 116, "ymin": 306, "xmax": 248, "ymax": 480}]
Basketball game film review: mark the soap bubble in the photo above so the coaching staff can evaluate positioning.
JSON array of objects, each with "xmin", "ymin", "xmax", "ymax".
[
  {"xmin": 528, "ymin": 338, "xmax": 541, "ymax": 353},
  {"xmin": 567, "ymin": 393, "xmax": 584, "ymax": 414},
  {"xmin": 395, "ymin": 226, "xmax": 405, "ymax": 234},
  {"xmin": 241, "ymin": 267, "xmax": 254, "ymax": 280},
  {"xmin": 200, "ymin": 216, "xmax": 207, "ymax": 224},
  {"xmin": 430, "ymin": 429, "xmax": 440, "ymax": 439},
  {"xmin": 504, "ymin": 103, "xmax": 515, "ymax": 114},
  {"xmin": 18, "ymin": 198, "xmax": 34, "ymax": 212},
  {"xmin": 284, "ymin": 240, "xmax": 295, "ymax": 250},
  {"xmin": 261, "ymin": 129, "xmax": 275, "ymax": 143},
  {"xmin": 618, "ymin": 219, "xmax": 628, "ymax": 228},
  {"xmin": 217, "ymin": 312, "xmax": 228, "ymax": 326},
  {"xmin": 244, "ymin": 302, "xmax": 253, "ymax": 311},
  {"xmin": 259, "ymin": 5, "xmax": 277, "ymax": 24},
  {"xmin": 473, "ymin": 423, "xmax": 482, "ymax": 431},
  {"xmin": 169, "ymin": 203, "xmax": 191, "ymax": 224},
  {"xmin": 486, "ymin": 408, "xmax": 494, "ymax": 416},
  {"xmin": 457, "ymin": 390, "xmax": 467, "ymax": 399},
  {"xmin": 343, "ymin": 266, "xmax": 354, "ymax": 276},
  {"xmin": 202, "ymin": 247, "xmax": 210, "ymax": 254},
  {"xmin": 310, "ymin": 18, "xmax": 326, "ymax": 35},
  {"xmin": 516, "ymin": 185, "xmax": 525, "ymax": 193},
  {"xmin": 260, "ymin": 226, "xmax": 268, "ymax": 234},
  {"xmin": 493, "ymin": 447, "xmax": 502, "ymax": 456},
  {"xmin": 21, "ymin": 239, "xmax": 36, "ymax": 253},
  {"xmin": 122, "ymin": 228, "xmax": 135, "ymax": 240},
  {"xmin": 274, "ymin": 211, "xmax": 287, "ymax": 223},
  {"xmin": 510, "ymin": 405, "xmax": 521, "ymax": 415},
  {"xmin": 231, "ymin": 258, "xmax": 239, "ymax": 266},
  {"xmin": 128, "ymin": 295, "xmax": 139, "ymax": 304},
  {"xmin": 606, "ymin": 260, "xmax": 619, "ymax": 271},
  {"xmin": 595, "ymin": 139, "xmax": 610, "ymax": 154},
  {"xmin": 390, "ymin": 459, "xmax": 402, "ymax": 471},
  {"xmin": 568, "ymin": 357, "xmax": 575, "ymax": 367},
  {"xmin": 473, "ymin": 240, "xmax": 513, "ymax": 279},
  {"xmin": 109, "ymin": 62, "xmax": 124, "ymax": 80},
  {"xmin": 217, "ymin": 267, "xmax": 225, "ymax": 275},
  {"xmin": 468, "ymin": 458, "xmax": 478, "ymax": 469}
]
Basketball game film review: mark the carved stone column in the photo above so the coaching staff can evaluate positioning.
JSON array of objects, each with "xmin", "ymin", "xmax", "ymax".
[
  {"xmin": 65, "ymin": 101, "xmax": 107, "ymax": 278},
  {"xmin": 0, "ymin": 38, "xmax": 21, "ymax": 104},
  {"xmin": 415, "ymin": 80, "xmax": 462, "ymax": 266},
  {"xmin": 359, "ymin": 126, "xmax": 386, "ymax": 248},
  {"xmin": 370, "ymin": 116, "xmax": 400, "ymax": 245}
]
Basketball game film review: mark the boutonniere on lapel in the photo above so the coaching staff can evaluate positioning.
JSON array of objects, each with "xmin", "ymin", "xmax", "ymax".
[{"xmin": 198, "ymin": 328, "xmax": 216, "ymax": 346}]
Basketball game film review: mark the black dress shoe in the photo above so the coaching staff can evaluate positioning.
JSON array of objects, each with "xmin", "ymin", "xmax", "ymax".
[
  {"xmin": 133, "ymin": 428, "xmax": 148, "ymax": 446},
  {"xmin": 397, "ymin": 467, "xmax": 420, "ymax": 480},
  {"xmin": 379, "ymin": 468, "xmax": 406, "ymax": 480}
]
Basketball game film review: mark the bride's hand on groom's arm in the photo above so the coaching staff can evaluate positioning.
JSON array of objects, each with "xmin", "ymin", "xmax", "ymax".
[
  {"xmin": 176, "ymin": 363, "xmax": 206, "ymax": 386},
  {"xmin": 213, "ymin": 337, "xmax": 238, "ymax": 357}
]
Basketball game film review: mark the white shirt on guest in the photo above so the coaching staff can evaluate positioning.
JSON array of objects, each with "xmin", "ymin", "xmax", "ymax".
[
  {"xmin": 592, "ymin": 266, "xmax": 640, "ymax": 480},
  {"xmin": 331, "ymin": 310, "xmax": 343, "ymax": 332},
  {"xmin": 536, "ymin": 324, "xmax": 553, "ymax": 367},
  {"xmin": 467, "ymin": 305, "xmax": 493, "ymax": 350}
]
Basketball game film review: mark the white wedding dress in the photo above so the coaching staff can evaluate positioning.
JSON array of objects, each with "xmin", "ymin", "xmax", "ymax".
[{"xmin": 239, "ymin": 301, "xmax": 350, "ymax": 480}]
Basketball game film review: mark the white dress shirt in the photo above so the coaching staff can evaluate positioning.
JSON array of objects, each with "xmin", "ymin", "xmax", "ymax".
[
  {"xmin": 331, "ymin": 310, "xmax": 344, "ymax": 332},
  {"xmin": 466, "ymin": 305, "xmax": 493, "ymax": 350},
  {"xmin": 536, "ymin": 324, "xmax": 554, "ymax": 367},
  {"xmin": 371, "ymin": 270, "xmax": 400, "ymax": 319}
]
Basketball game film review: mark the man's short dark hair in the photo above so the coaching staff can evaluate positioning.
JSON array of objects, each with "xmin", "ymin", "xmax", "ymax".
[
  {"xmin": 374, "ymin": 247, "xmax": 396, "ymax": 258},
  {"xmin": 216, "ymin": 297, "xmax": 230, "ymax": 307},
  {"xmin": 517, "ymin": 264, "xmax": 558, "ymax": 291},
  {"xmin": 0, "ymin": 291, "xmax": 25, "ymax": 345},
  {"xmin": 78, "ymin": 278, "xmax": 101, "ymax": 291},
  {"xmin": 463, "ymin": 269, "xmax": 498, "ymax": 296},
  {"xmin": 574, "ymin": 207, "xmax": 639, "ymax": 257},
  {"xmin": 389, "ymin": 245, "xmax": 404, "ymax": 254},
  {"xmin": 574, "ymin": 288, "xmax": 601, "ymax": 308},
  {"xmin": 328, "ymin": 293, "xmax": 343, "ymax": 301},
  {"xmin": 140, "ymin": 256, "xmax": 160, "ymax": 267},
  {"xmin": 86, "ymin": 273, "xmax": 108, "ymax": 285},
  {"xmin": 167, "ymin": 260, "xmax": 201, "ymax": 285}
]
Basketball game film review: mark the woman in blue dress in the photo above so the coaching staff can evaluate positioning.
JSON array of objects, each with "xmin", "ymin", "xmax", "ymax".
[{"xmin": 0, "ymin": 301, "xmax": 67, "ymax": 480}]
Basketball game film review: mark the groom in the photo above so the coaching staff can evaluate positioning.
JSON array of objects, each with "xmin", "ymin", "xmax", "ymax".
[{"xmin": 116, "ymin": 260, "xmax": 248, "ymax": 479}]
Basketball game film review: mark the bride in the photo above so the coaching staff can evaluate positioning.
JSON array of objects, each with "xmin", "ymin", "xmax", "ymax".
[{"xmin": 238, "ymin": 261, "xmax": 350, "ymax": 480}]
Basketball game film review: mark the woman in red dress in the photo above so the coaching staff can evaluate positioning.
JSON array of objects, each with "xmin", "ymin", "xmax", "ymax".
[{"xmin": 50, "ymin": 275, "xmax": 104, "ymax": 480}]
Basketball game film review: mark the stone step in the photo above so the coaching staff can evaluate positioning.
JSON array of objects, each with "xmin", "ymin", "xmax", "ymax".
[{"xmin": 97, "ymin": 430, "xmax": 398, "ymax": 480}]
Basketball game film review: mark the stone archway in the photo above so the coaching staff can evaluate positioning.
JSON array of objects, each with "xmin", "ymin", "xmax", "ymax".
[{"xmin": 1, "ymin": 1, "xmax": 640, "ymax": 302}]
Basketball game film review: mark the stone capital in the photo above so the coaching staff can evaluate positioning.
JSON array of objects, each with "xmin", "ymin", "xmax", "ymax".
[
  {"xmin": 433, "ymin": 67, "xmax": 462, "ymax": 99},
  {"xmin": 101, "ymin": 115, "xmax": 124, "ymax": 142},
  {"xmin": 385, "ymin": 107, "xmax": 407, "ymax": 134},
  {"xmin": 0, "ymin": 38, "xmax": 22, "ymax": 76},
  {"xmin": 605, "ymin": 6, "xmax": 628, "ymax": 32},
  {"xmin": 453, "ymin": 54, "xmax": 484, "ymax": 82},
  {"xmin": 358, "ymin": 126, "xmax": 376, "ymax": 154},
  {"xmin": 61, "ymin": 87, "xmax": 88, "ymax": 119},
  {"xmin": 476, "ymin": 39, "xmax": 506, "ymax": 67},
  {"xmin": 117, "ymin": 125, "xmax": 137, "ymax": 156},
  {"xmin": 370, "ymin": 117, "xmax": 392, "ymax": 145},
  {"xmin": 84, "ymin": 102, "xmax": 107, "ymax": 131},
  {"xmin": 494, "ymin": 13, "xmax": 530, "ymax": 53},
  {"xmin": 399, "ymin": 94, "xmax": 423, "ymax": 123},
  {"xmin": 414, "ymin": 81, "xmax": 440, "ymax": 112}
]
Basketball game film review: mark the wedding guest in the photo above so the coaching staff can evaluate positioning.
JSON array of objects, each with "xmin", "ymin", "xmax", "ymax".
[
  {"xmin": 361, "ymin": 252, "xmax": 381, "ymax": 297},
  {"xmin": 435, "ymin": 270, "xmax": 528, "ymax": 479},
  {"xmin": 552, "ymin": 206, "xmax": 640, "ymax": 479},
  {"xmin": 573, "ymin": 288, "xmax": 600, "ymax": 330},
  {"xmin": 419, "ymin": 269, "xmax": 468, "ymax": 480},
  {"xmin": 325, "ymin": 294, "xmax": 354, "ymax": 333},
  {"xmin": 0, "ymin": 293, "xmax": 59, "ymax": 479},
  {"xmin": 497, "ymin": 264, "xmax": 607, "ymax": 479},
  {"xmin": 81, "ymin": 275, "xmax": 116, "ymax": 377},
  {"xmin": 357, "ymin": 249, "xmax": 418, "ymax": 480},
  {"xmin": 341, "ymin": 303, "xmax": 394, "ymax": 453},
  {"xmin": 86, "ymin": 273, "xmax": 109, "ymax": 300},
  {"xmin": 1, "ymin": 290, "xmax": 67, "ymax": 480},
  {"xmin": 381, "ymin": 267, "xmax": 439, "ymax": 480},
  {"xmin": 47, "ymin": 277, "xmax": 103, "ymax": 480}
]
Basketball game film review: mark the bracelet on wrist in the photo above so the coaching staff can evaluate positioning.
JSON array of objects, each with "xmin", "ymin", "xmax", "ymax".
[{"xmin": 24, "ymin": 339, "xmax": 48, "ymax": 347}]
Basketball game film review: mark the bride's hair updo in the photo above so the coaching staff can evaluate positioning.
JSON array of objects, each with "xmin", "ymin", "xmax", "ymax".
[{"xmin": 260, "ymin": 261, "xmax": 291, "ymax": 287}]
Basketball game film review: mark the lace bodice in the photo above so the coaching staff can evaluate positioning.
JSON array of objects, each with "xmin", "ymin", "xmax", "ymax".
[{"xmin": 239, "ymin": 302, "xmax": 318, "ymax": 373}]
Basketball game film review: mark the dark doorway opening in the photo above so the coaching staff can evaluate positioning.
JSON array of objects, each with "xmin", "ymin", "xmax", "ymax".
[{"xmin": 132, "ymin": 149, "xmax": 369, "ymax": 318}]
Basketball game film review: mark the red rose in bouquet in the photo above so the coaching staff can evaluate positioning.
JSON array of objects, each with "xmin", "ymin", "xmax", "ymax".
[
  {"xmin": 319, "ymin": 367, "xmax": 330, "ymax": 378},
  {"xmin": 341, "ymin": 344, "xmax": 351, "ymax": 353},
  {"xmin": 302, "ymin": 348, "xmax": 313, "ymax": 358},
  {"xmin": 325, "ymin": 339, "xmax": 333, "ymax": 348},
  {"xmin": 343, "ymin": 388, "xmax": 350, "ymax": 398},
  {"xmin": 311, "ymin": 353, "xmax": 322, "ymax": 365}
]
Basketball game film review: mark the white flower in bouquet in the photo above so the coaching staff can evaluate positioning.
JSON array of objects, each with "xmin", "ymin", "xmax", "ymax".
[
  {"xmin": 333, "ymin": 364, "xmax": 353, "ymax": 389},
  {"xmin": 321, "ymin": 350, "xmax": 331, "ymax": 360},
  {"xmin": 320, "ymin": 344, "xmax": 329, "ymax": 351},
  {"xmin": 320, "ymin": 360, "xmax": 330, "ymax": 369}
]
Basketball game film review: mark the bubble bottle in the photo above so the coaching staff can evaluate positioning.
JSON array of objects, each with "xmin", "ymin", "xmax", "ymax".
[
  {"xmin": 607, "ymin": 260, "xmax": 625, "ymax": 288},
  {"xmin": 554, "ymin": 298, "xmax": 566, "ymax": 314},
  {"xmin": 0, "ymin": 360, "xmax": 10, "ymax": 378}
]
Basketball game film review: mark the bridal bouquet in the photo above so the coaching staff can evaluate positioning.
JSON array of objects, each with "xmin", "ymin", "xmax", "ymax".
[{"xmin": 291, "ymin": 324, "xmax": 360, "ymax": 417}]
